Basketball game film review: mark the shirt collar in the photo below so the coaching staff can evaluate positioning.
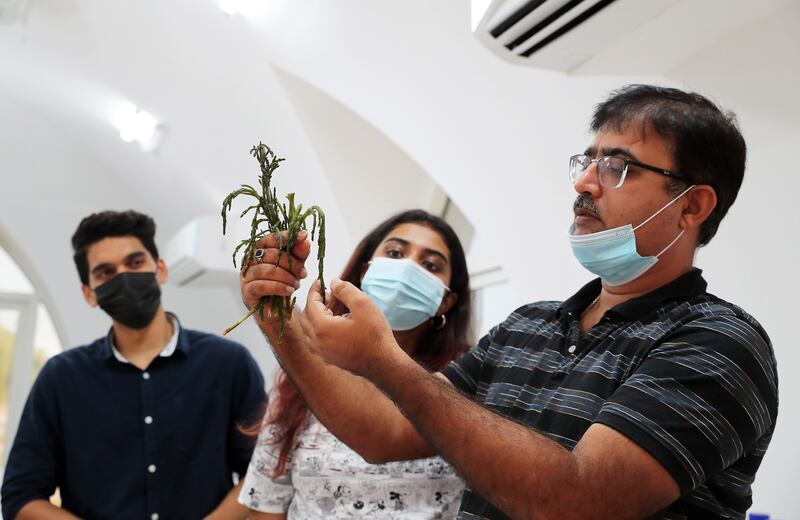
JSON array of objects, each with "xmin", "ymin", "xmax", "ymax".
[
  {"xmin": 559, "ymin": 268, "xmax": 708, "ymax": 321},
  {"xmin": 104, "ymin": 313, "xmax": 182, "ymax": 364}
]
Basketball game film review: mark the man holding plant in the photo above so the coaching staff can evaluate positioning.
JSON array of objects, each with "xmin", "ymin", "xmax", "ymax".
[{"xmin": 240, "ymin": 85, "xmax": 778, "ymax": 520}]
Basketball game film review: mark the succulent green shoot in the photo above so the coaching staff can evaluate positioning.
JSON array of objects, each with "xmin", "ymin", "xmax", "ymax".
[{"xmin": 221, "ymin": 142, "xmax": 326, "ymax": 337}]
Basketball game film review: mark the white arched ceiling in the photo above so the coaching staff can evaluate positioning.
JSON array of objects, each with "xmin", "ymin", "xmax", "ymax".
[
  {"xmin": 0, "ymin": 0, "xmax": 354, "ymax": 352},
  {"xmin": 273, "ymin": 65, "xmax": 452, "ymax": 243},
  {"xmin": 0, "ymin": 0, "xmax": 479, "ymax": 367}
]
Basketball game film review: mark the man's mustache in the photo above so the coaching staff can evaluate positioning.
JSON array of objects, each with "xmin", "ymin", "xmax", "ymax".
[{"xmin": 573, "ymin": 195, "xmax": 600, "ymax": 218}]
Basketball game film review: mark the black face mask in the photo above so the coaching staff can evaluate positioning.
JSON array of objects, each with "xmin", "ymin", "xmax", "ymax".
[{"xmin": 94, "ymin": 272, "xmax": 162, "ymax": 329}]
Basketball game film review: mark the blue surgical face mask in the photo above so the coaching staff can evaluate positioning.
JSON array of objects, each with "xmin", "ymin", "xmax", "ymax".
[
  {"xmin": 361, "ymin": 257, "xmax": 448, "ymax": 331},
  {"xmin": 568, "ymin": 185, "xmax": 695, "ymax": 286}
]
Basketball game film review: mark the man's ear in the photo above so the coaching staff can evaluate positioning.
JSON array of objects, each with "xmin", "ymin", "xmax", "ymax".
[
  {"xmin": 156, "ymin": 258, "xmax": 168, "ymax": 284},
  {"xmin": 680, "ymin": 185, "xmax": 717, "ymax": 231},
  {"xmin": 82, "ymin": 284, "xmax": 98, "ymax": 308}
]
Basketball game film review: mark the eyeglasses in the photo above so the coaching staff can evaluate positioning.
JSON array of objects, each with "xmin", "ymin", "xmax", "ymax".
[{"xmin": 569, "ymin": 154, "xmax": 687, "ymax": 189}]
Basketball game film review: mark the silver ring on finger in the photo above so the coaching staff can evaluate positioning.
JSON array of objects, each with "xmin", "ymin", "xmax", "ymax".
[{"xmin": 254, "ymin": 248, "xmax": 265, "ymax": 264}]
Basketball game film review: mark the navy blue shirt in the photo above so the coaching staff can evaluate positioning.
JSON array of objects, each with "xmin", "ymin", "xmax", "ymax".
[{"xmin": 1, "ymin": 321, "xmax": 266, "ymax": 520}]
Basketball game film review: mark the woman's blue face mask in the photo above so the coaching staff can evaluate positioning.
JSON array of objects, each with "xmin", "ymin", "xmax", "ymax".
[{"xmin": 361, "ymin": 257, "xmax": 448, "ymax": 331}]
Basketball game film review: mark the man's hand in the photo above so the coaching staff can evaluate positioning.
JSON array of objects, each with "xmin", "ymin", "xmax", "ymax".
[
  {"xmin": 239, "ymin": 231, "xmax": 310, "ymax": 334},
  {"xmin": 300, "ymin": 278, "xmax": 399, "ymax": 377},
  {"xmin": 16, "ymin": 500, "xmax": 79, "ymax": 519}
]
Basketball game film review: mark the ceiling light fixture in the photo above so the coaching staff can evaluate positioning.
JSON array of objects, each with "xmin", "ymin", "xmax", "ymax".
[
  {"xmin": 218, "ymin": 0, "xmax": 263, "ymax": 17},
  {"xmin": 115, "ymin": 104, "xmax": 164, "ymax": 153},
  {"xmin": 219, "ymin": 0, "xmax": 240, "ymax": 15}
]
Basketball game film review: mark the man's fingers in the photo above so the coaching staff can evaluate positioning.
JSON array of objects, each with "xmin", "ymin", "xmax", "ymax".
[
  {"xmin": 241, "ymin": 254, "xmax": 308, "ymax": 283},
  {"xmin": 242, "ymin": 263, "xmax": 302, "ymax": 292},
  {"xmin": 252, "ymin": 231, "xmax": 312, "ymax": 262},
  {"xmin": 305, "ymin": 280, "xmax": 335, "ymax": 326},
  {"xmin": 298, "ymin": 305, "xmax": 315, "ymax": 340},
  {"xmin": 243, "ymin": 280, "xmax": 296, "ymax": 305},
  {"xmin": 306, "ymin": 280, "xmax": 325, "ymax": 307},
  {"xmin": 329, "ymin": 278, "xmax": 370, "ymax": 313},
  {"xmin": 245, "ymin": 247, "xmax": 307, "ymax": 279}
]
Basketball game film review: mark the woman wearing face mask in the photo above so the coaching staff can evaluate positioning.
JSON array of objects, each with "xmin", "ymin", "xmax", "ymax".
[{"xmin": 238, "ymin": 209, "xmax": 472, "ymax": 519}]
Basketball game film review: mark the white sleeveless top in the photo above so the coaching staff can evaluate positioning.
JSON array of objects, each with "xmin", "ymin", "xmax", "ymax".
[{"xmin": 238, "ymin": 414, "xmax": 465, "ymax": 518}]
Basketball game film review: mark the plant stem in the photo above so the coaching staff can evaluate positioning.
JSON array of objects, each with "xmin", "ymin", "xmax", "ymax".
[{"xmin": 222, "ymin": 306, "xmax": 258, "ymax": 336}]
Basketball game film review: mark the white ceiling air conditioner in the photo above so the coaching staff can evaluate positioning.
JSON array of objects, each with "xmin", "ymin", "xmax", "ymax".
[
  {"xmin": 162, "ymin": 215, "xmax": 241, "ymax": 287},
  {"xmin": 472, "ymin": 0, "xmax": 680, "ymax": 72}
]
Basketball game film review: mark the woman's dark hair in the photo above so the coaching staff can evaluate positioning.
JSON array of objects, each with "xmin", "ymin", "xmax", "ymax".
[
  {"xmin": 71, "ymin": 210, "xmax": 160, "ymax": 284},
  {"xmin": 245, "ymin": 209, "xmax": 472, "ymax": 478},
  {"xmin": 591, "ymin": 84, "xmax": 747, "ymax": 246}
]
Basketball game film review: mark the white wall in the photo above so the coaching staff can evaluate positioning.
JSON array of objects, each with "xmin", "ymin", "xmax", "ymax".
[{"xmin": 662, "ymin": 6, "xmax": 800, "ymax": 515}]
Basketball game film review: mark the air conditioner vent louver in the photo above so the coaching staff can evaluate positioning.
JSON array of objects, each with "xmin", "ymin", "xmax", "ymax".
[
  {"xmin": 473, "ymin": 0, "xmax": 688, "ymax": 73},
  {"xmin": 479, "ymin": 0, "xmax": 618, "ymax": 64},
  {"xmin": 498, "ymin": 0, "xmax": 617, "ymax": 57}
]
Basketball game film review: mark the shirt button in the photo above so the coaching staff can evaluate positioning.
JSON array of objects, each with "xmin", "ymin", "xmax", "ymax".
[
  {"xmin": 148, "ymin": 464, "xmax": 157, "ymax": 474},
  {"xmin": 151, "ymin": 514, "xmax": 159, "ymax": 520},
  {"xmin": 142, "ymin": 372, "xmax": 150, "ymax": 380},
  {"xmin": 568, "ymin": 345, "xmax": 577, "ymax": 354},
  {"xmin": 144, "ymin": 416, "xmax": 153, "ymax": 425}
]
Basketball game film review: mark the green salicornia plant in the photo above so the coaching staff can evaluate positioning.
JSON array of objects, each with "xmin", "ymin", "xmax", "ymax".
[{"xmin": 221, "ymin": 142, "xmax": 326, "ymax": 336}]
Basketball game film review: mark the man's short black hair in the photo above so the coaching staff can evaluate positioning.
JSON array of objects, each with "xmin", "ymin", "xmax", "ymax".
[
  {"xmin": 591, "ymin": 84, "xmax": 746, "ymax": 246},
  {"xmin": 71, "ymin": 210, "xmax": 159, "ymax": 285}
]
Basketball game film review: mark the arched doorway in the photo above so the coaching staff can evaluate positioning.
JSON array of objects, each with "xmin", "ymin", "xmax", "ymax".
[{"xmin": 0, "ymin": 245, "xmax": 64, "ymax": 467}]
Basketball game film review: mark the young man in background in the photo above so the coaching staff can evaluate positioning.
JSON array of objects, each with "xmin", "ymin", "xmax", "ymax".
[{"xmin": 2, "ymin": 210, "xmax": 265, "ymax": 520}]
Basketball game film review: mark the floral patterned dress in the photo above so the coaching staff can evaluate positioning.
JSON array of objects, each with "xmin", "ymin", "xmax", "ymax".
[{"xmin": 238, "ymin": 414, "xmax": 465, "ymax": 518}]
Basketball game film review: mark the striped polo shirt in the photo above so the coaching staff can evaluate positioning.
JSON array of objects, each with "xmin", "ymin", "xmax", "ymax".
[{"xmin": 441, "ymin": 268, "xmax": 778, "ymax": 520}]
